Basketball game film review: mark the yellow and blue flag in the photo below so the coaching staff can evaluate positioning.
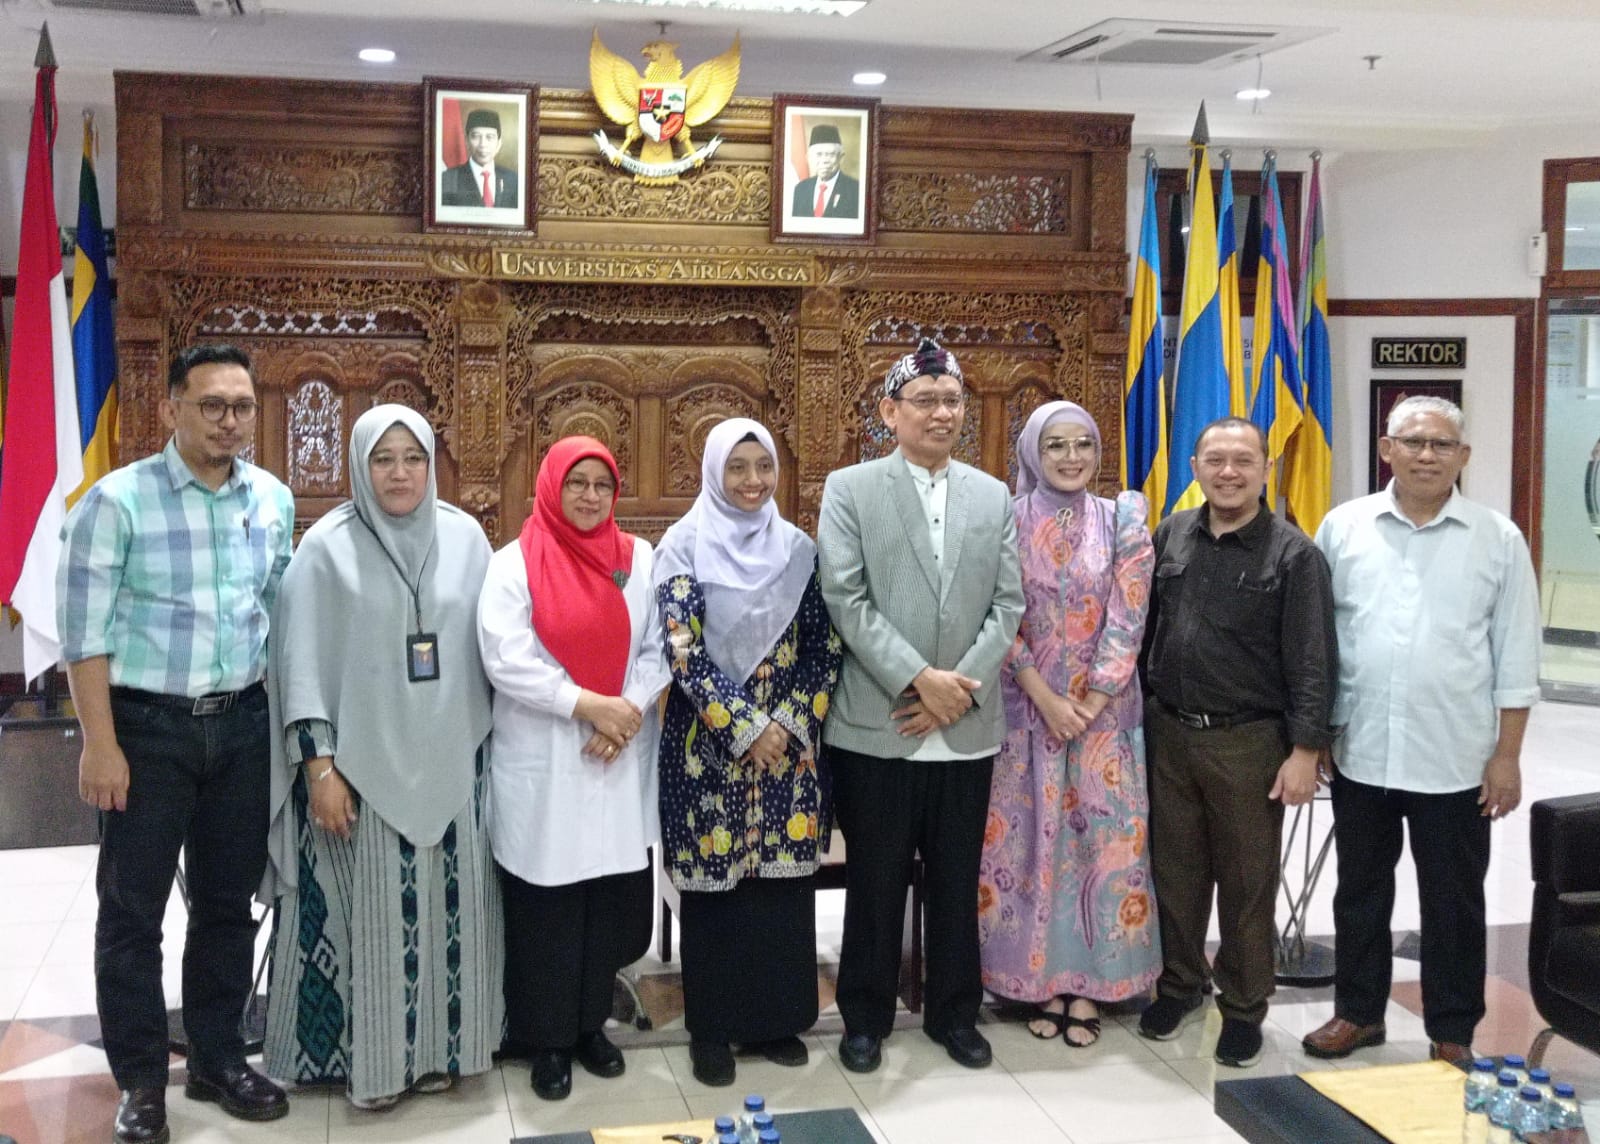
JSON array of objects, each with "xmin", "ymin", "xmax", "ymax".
[
  {"xmin": 1249, "ymin": 155, "xmax": 1302, "ymax": 508},
  {"xmin": 1218, "ymin": 155, "xmax": 1246, "ymax": 418},
  {"xmin": 1286, "ymin": 155, "xmax": 1333, "ymax": 535},
  {"xmin": 1122, "ymin": 154, "xmax": 1167, "ymax": 523},
  {"xmin": 1165, "ymin": 126, "xmax": 1230, "ymax": 517},
  {"xmin": 68, "ymin": 111, "xmax": 118, "ymax": 507}
]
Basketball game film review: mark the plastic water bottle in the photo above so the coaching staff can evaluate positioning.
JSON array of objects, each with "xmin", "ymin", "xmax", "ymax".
[
  {"xmin": 1464, "ymin": 1059, "xmax": 1497, "ymax": 1143},
  {"xmin": 739, "ymin": 1095, "xmax": 766, "ymax": 1144},
  {"xmin": 717, "ymin": 1136, "xmax": 739, "ymax": 1144},
  {"xmin": 1501, "ymin": 1054, "xmax": 1529, "ymax": 1088},
  {"xmin": 757, "ymin": 1131, "xmax": 781, "ymax": 1144},
  {"xmin": 1527, "ymin": 1067, "xmax": 1553, "ymax": 1101},
  {"xmin": 1488, "ymin": 1073, "xmax": 1521, "ymax": 1144},
  {"xmin": 1511, "ymin": 1087, "xmax": 1548, "ymax": 1141},
  {"xmin": 1550, "ymin": 1082, "xmax": 1583, "ymax": 1130},
  {"xmin": 714, "ymin": 1117, "xmax": 736, "ymax": 1138},
  {"xmin": 1466, "ymin": 1059, "xmax": 1499, "ymax": 1111},
  {"xmin": 752, "ymin": 1112, "xmax": 775, "ymax": 1136}
]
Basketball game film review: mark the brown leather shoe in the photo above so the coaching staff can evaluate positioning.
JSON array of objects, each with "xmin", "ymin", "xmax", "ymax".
[
  {"xmin": 1430, "ymin": 1040, "xmax": 1473, "ymax": 1066},
  {"xmin": 1302, "ymin": 1016, "xmax": 1387, "ymax": 1059}
]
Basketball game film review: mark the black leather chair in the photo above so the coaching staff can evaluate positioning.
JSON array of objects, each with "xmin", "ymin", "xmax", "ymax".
[{"xmin": 1528, "ymin": 792, "xmax": 1600, "ymax": 1067}]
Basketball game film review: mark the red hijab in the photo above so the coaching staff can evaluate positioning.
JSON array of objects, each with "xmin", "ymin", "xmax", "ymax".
[{"xmin": 519, "ymin": 437, "xmax": 635, "ymax": 696}]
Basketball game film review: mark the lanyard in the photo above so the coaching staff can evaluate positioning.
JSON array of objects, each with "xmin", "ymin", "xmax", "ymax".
[{"xmin": 357, "ymin": 514, "xmax": 434, "ymax": 633}]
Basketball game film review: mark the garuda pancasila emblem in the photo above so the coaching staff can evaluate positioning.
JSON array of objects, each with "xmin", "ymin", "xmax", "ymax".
[{"xmin": 589, "ymin": 29, "xmax": 741, "ymax": 185}]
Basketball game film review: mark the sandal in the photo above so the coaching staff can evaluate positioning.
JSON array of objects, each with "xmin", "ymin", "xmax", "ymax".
[
  {"xmin": 1061, "ymin": 996, "xmax": 1102, "ymax": 1048},
  {"xmin": 1028, "ymin": 1003, "xmax": 1067, "ymax": 1040}
]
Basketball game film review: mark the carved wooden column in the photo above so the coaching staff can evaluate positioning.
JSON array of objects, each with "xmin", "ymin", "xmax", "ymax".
[
  {"xmin": 449, "ymin": 280, "xmax": 514, "ymax": 545},
  {"xmin": 794, "ymin": 283, "xmax": 846, "ymax": 533}
]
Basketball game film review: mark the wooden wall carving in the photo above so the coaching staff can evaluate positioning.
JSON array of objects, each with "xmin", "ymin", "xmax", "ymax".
[
  {"xmin": 184, "ymin": 140, "xmax": 423, "ymax": 215},
  {"xmin": 114, "ymin": 72, "xmax": 1131, "ymax": 544}
]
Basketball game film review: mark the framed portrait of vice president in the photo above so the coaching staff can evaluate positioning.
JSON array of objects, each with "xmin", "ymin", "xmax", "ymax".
[
  {"xmin": 771, "ymin": 94, "xmax": 878, "ymax": 243},
  {"xmin": 424, "ymin": 76, "xmax": 537, "ymax": 234}
]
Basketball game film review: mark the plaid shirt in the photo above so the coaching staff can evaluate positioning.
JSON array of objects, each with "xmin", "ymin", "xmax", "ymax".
[{"xmin": 57, "ymin": 438, "xmax": 295, "ymax": 697}]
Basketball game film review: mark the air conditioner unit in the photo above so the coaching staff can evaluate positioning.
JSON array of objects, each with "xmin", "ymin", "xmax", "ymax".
[
  {"xmin": 38, "ymin": 0, "xmax": 259, "ymax": 18},
  {"xmin": 1023, "ymin": 19, "xmax": 1335, "ymax": 68}
]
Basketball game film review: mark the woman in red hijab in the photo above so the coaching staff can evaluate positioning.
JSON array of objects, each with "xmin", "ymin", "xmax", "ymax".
[{"xmin": 477, "ymin": 437, "xmax": 671, "ymax": 1101}]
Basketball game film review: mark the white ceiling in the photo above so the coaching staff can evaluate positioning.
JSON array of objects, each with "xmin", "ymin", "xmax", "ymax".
[{"xmin": 1, "ymin": 0, "xmax": 1597, "ymax": 149}]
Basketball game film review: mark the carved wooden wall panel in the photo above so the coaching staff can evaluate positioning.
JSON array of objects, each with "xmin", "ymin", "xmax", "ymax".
[{"xmin": 115, "ymin": 73, "xmax": 1131, "ymax": 543}]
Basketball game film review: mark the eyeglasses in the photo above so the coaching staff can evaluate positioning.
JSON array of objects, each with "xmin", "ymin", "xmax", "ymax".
[
  {"xmin": 1389, "ymin": 436, "xmax": 1463, "ymax": 457},
  {"xmin": 370, "ymin": 451, "xmax": 429, "ymax": 471},
  {"xmin": 1041, "ymin": 436, "xmax": 1097, "ymax": 458},
  {"xmin": 563, "ymin": 476, "xmax": 617, "ymax": 498},
  {"xmin": 175, "ymin": 397, "xmax": 258, "ymax": 424},
  {"xmin": 897, "ymin": 394, "xmax": 965, "ymax": 413}
]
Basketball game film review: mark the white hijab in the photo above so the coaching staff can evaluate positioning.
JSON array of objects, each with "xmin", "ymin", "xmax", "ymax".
[{"xmin": 653, "ymin": 418, "xmax": 816, "ymax": 684}]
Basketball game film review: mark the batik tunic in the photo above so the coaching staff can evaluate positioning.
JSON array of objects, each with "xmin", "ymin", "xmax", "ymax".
[
  {"xmin": 978, "ymin": 490, "xmax": 1160, "ymax": 1003},
  {"xmin": 657, "ymin": 570, "xmax": 842, "ymax": 891}
]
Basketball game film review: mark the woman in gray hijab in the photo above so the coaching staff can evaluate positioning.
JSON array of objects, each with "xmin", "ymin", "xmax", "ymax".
[{"xmin": 262, "ymin": 405, "xmax": 502, "ymax": 1111}]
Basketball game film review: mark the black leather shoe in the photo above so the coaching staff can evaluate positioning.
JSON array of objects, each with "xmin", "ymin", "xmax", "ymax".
[
  {"xmin": 690, "ymin": 1039, "xmax": 736, "ymax": 1087},
  {"xmin": 751, "ymin": 1035, "xmax": 809, "ymax": 1067},
  {"xmin": 114, "ymin": 1087, "xmax": 170, "ymax": 1144},
  {"xmin": 838, "ymin": 1031, "xmax": 882, "ymax": 1074},
  {"xmin": 573, "ymin": 1031, "xmax": 625, "ymax": 1079},
  {"xmin": 935, "ymin": 1026, "xmax": 993, "ymax": 1069},
  {"xmin": 531, "ymin": 1050, "xmax": 572, "ymax": 1101},
  {"xmin": 184, "ymin": 1063, "xmax": 288, "ymax": 1122}
]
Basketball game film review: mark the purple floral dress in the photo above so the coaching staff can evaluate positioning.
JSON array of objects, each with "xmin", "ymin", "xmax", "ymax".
[{"xmin": 978, "ymin": 489, "xmax": 1159, "ymax": 1004}]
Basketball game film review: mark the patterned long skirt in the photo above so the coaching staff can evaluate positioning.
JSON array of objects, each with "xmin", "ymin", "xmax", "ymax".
[{"xmin": 263, "ymin": 749, "xmax": 503, "ymax": 1102}]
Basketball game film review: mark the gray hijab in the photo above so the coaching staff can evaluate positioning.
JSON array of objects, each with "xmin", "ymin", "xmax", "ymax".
[{"xmin": 262, "ymin": 405, "xmax": 493, "ymax": 897}]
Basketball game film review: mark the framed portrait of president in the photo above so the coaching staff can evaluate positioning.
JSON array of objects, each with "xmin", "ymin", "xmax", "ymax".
[
  {"xmin": 771, "ymin": 94, "xmax": 878, "ymax": 243},
  {"xmin": 423, "ymin": 76, "xmax": 537, "ymax": 234}
]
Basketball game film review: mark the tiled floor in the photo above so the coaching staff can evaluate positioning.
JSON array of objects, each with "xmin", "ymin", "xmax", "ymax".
[{"xmin": 3, "ymin": 699, "xmax": 1600, "ymax": 1143}]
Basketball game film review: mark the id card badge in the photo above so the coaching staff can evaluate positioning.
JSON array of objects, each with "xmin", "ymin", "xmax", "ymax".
[{"xmin": 407, "ymin": 632, "xmax": 440, "ymax": 682}]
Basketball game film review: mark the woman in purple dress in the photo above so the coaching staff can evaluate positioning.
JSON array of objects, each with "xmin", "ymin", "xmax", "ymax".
[{"xmin": 978, "ymin": 400, "xmax": 1159, "ymax": 1046}]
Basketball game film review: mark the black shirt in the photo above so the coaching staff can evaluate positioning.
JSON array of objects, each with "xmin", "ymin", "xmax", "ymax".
[{"xmin": 1140, "ymin": 505, "xmax": 1337, "ymax": 750}]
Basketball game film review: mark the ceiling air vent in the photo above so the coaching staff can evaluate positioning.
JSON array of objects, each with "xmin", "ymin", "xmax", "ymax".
[
  {"xmin": 40, "ymin": 0, "xmax": 257, "ymax": 16},
  {"xmin": 1023, "ymin": 19, "xmax": 1335, "ymax": 69}
]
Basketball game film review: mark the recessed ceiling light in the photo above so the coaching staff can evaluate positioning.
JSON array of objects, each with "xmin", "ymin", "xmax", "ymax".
[
  {"xmin": 853, "ymin": 71, "xmax": 887, "ymax": 85},
  {"xmin": 587, "ymin": 0, "xmax": 867, "ymax": 13},
  {"xmin": 1235, "ymin": 87, "xmax": 1271, "ymax": 100},
  {"xmin": 359, "ymin": 48, "xmax": 396, "ymax": 63},
  {"xmin": 1567, "ymin": 225, "xmax": 1586, "ymax": 233}
]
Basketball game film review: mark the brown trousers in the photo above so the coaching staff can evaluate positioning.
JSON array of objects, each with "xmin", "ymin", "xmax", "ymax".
[{"xmin": 1146, "ymin": 700, "xmax": 1288, "ymax": 1025}]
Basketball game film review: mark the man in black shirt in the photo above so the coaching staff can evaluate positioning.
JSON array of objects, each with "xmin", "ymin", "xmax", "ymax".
[{"xmin": 1136, "ymin": 417, "xmax": 1337, "ymax": 1068}]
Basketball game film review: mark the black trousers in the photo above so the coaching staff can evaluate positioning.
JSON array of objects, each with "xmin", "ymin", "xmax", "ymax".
[
  {"xmin": 830, "ymin": 747, "xmax": 993, "ymax": 1040},
  {"xmin": 498, "ymin": 863, "xmax": 652, "ymax": 1052},
  {"xmin": 1330, "ymin": 771, "xmax": 1491, "ymax": 1046},
  {"xmin": 96, "ymin": 686, "xmax": 271, "ymax": 1089},
  {"xmin": 680, "ymin": 876, "xmax": 819, "ymax": 1044}
]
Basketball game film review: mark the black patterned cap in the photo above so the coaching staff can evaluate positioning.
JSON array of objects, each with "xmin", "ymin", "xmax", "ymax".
[{"xmin": 885, "ymin": 338, "xmax": 963, "ymax": 399}]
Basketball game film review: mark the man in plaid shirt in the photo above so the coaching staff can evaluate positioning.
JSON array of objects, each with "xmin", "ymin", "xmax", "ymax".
[{"xmin": 57, "ymin": 343, "xmax": 294, "ymax": 1144}]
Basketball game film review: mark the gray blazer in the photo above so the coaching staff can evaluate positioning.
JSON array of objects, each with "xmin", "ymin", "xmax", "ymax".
[{"xmin": 817, "ymin": 450, "xmax": 1024, "ymax": 758}]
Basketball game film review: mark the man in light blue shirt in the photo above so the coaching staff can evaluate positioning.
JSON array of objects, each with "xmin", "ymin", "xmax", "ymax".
[
  {"xmin": 58, "ymin": 343, "xmax": 294, "ymax": 1144},
  {"xmin": 1302, "ymin": 395, "xmax": 1540, "ymax": 1067}
]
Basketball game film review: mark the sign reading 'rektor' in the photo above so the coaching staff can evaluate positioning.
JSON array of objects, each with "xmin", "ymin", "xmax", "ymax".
[{"xmin": 1370, "ymin": 337, "xmax": 1467, "ymax": 369}]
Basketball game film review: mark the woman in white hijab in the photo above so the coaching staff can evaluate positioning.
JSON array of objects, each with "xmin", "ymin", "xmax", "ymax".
[
  {"xmin": 653, "ymin": 417, "xmax": 842, "ymax": 1088},
  {"xmin": 262, "ymin": 405, "xmax": 502, "ymax": 1111}
]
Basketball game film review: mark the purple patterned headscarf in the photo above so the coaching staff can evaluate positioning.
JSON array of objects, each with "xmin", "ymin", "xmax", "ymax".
[{"xmin": 1015, "ymin": 400, "xmax": 1101, "ymax": 512}]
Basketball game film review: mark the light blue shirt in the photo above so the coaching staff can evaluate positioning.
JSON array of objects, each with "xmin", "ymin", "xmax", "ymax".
[{"xmin": 1314, "ymin": 484, "xmax": 1540, "ymax": 794}]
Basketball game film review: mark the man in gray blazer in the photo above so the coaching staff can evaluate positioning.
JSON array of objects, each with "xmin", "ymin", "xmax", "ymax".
[{"xmin": 817, "ymin": 338, "xmax": 1024, "ymax": 1074}]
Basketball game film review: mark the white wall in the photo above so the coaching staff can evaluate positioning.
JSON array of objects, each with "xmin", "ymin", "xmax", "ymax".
[{"xmin": 0, "ymin": 97, "xmax": 117, "ymax": 276}]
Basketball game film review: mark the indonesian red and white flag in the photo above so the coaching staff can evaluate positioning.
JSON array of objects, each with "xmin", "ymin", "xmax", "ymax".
[{"xmin": 0, "ymin": 32, "xmax": 83, "ymax": 683}]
